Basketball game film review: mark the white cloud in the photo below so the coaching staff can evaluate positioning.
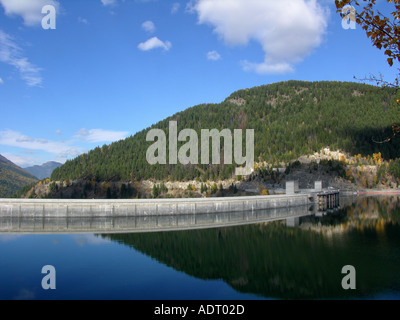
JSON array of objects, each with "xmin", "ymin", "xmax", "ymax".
[
  {"xmin": 192, "ymin": 0, "xmax": 329, "ymax": 74},
  {"xmin": 241, "ymin": 60, "xmax": 294, "ymax": 74},
  {"xmin": 72, "ymin": 234, "xmax": 110, "ymax": 246},
  {"xmin": 0, "ymin": 30, "xmax": 42, "ymax": 86},
  {"xmin": 185, "ymin": 0, "xmax": 196, "ymax": 13},
  {"xmin": 56, "ymin": 149, "xmax": 83, "ymax": 161},
  {"xmin": 0, "ymin": 77, "xmax": 3, "ymax": 84},
  {"xmin": 75, "ymin": 128, "xmax": 129, "ymax": 143},
  {"xmin": 101, "ymin": 0, "xmax": 116, "ymax": 6},
  {"xmin": 0, "ymin": 130, "xmax": 80, "ymax": 158},
  {"xmin": 2, "ymin": 152, "xmax": 38, "ymax": 167},
  {"xmin": 0, "ymin": 0, "xmax": 60, "ymax": 26},
  {"xmin": 207, "ymin": 50, "xmax": 221, "ymax": 61},
  {"xmin": 78, "ymin": 17, "xmax": 89, "ymax": 24},
  {"xmin": 138, "ymin": 37, "xmax": 172, "ymax": 52},
  {"xmin": 0, "ymin": 128, "xmax": 130, "ymax": 166},
  {"xmin": 142, "ymin": 20, "xmax": 156, "ymax": 34},
  {"xmin": 0, "ymin": 235, "xmax": 23, "ymax": 243},
  {"xmin": 171, "ymin": 2, "xmax": 180, "ymax": 14}
]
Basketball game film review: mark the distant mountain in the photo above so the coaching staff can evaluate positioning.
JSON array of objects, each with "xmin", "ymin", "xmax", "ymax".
[
  {"xmin": 0, "ymin": 155, "xmax": 38, "ymax": 198},
  {"xmin": 24, "ymin": 161, "xmax": 62, "ymax": 180}
]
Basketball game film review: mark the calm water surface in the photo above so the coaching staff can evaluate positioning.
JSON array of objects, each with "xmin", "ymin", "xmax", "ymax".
[{"xmin": 1, "ymin": 196, "xmax": 400, "ymax": 300}]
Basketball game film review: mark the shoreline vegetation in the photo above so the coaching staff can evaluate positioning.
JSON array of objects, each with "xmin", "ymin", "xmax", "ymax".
[{"xmin": 12, "ymin": 147, "xmax": 400, "ymax": 200}]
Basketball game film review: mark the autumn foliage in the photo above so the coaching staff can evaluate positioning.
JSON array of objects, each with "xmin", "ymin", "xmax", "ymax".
[{"xmin": 336, "ymin": 0, "xmax": 400, "ymax": 67}]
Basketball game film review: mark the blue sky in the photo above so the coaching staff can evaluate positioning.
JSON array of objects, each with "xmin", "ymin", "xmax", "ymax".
[{"xmin": 0, "ymin": 0, "xmax": 398, "ymax": 167}]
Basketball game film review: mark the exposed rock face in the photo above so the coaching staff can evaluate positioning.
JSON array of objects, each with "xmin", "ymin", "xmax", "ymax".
[{"xmin": 228, "ymin": 98, "xmax": 246, "ymax": 106}]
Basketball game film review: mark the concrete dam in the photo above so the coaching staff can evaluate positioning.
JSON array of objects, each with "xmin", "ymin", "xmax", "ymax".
[
  {"xmin": 0, "ymin": 204, "xmax": 317, "ymax": 234},
  {"xmin": 0, "ymin": 194, "xmax": 312, "ymax": 218},
  {"xmin": 0, "ymin": 181, "xmax": 340, "ymax": 218},
  {"xmin": 0, "ymin": 182, "xmax": 342, "ymax": 233}
]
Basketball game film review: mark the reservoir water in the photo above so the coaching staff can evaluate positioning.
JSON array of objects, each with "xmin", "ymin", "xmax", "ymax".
[{"xmin": 0, "ymin": 195, "xmax": 399, "ymax": 300}]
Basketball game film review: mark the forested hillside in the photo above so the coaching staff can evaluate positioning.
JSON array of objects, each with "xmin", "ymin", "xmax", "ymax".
[
  {"xmin": 0, "ymin": 155, "xmax": 38, "ymax": 197},
  {"xmin": 51, "ymin": 80, "xmax": 400, "ymax": 183}
]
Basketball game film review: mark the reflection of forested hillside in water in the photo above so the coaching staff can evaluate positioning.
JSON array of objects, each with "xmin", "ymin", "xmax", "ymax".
[
  {"xmin": 301, "ymin": 196, "xmax": 400, "ymax": 235},
  {"xmin": 103, "ymin": 197, "xmax": 400, "ymax": 299}
]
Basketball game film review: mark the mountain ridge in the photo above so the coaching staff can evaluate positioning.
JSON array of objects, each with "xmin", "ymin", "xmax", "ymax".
[
  {"xmin": 0, "ymin": 154, "xmax": 38, "ymax": 197},
  {"xmin": 51, "ymin": 80, "xmax": 400, "ymax": 184},
  {"xmin": 24, "ymin": 161, "xmax": 62, "ymax": 180}
]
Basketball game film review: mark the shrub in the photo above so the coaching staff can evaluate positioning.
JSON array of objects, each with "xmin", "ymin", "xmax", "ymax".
[
  {"xmin": 211, "ymin": 183, "xmax": 218, "ymax": 194},
  {"xmin": 388, "ymin": 159, "xmax": 400, "ymax": 180}
]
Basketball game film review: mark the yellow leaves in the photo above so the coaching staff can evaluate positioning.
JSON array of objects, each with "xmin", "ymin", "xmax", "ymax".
[
  {"xmin": 376, "ymin": 218, "xmax": 386, "ymax": 235},
  {"xmin": 346, "ymin": 169, "xmax": 354, "ymax": 181},
  {"xmin": 372, "ymin": 152, "xmax": 383, "ymax": 165},
  {"xmin": 101, "ymin": 182, "xmax": 110, "ymax": 194},
  {"xmin": 354, "ymin": 153, "xmax": 362, "ymax": 161},
  {"xmin": 361, "ymin": 177, "xmax": 368, "ymax": 188}
]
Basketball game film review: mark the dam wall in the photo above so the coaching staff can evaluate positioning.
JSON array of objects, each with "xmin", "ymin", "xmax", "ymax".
[
  {"xmin": 0, "ymin": 205, "xmax": 314, "ymax": 234},
  {"xmin": 0, "ymin": 194, "xmax": 312, "ymax": 218}
]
